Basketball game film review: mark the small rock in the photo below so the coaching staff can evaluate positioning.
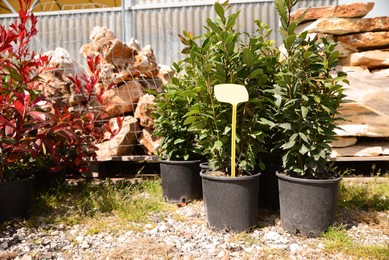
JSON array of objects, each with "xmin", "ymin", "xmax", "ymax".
[
  {"xmin": 0, "ymin": 242, "xmax": 8, "ymax": 249},
  {"xmin": 75, "ymin": 236, "xmax": 84, "ymax": 243},
  {"xmin": 263, "ymin": 231, "xmax": 281, "ymax": 241},
  {"xmin": 317, "ymin": 243, "xmax": 326, "ymax": 249},
  {"xmin": 216, "ymin": 250, "xmax": 226, "ymax": 258},
  {"xmin": 290, "ymin": 243, "xmax": 299, "ymax": 254}
]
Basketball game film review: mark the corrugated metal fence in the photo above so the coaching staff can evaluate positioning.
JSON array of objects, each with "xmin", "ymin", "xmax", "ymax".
[{"xmin": 0, "ymin": 0, "xmax": 338, "ymax": 66}]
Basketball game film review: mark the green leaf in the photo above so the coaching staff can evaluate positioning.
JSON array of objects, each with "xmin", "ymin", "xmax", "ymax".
[
  {"xmin": 214, "ymin": 2, "xmax": 225, "ymax": 21},
  {"xmin": 183, "ymin": 116, "xmax": 197, "ymax": 125},
  {"xmin": 290, "ymin": 133, "xmax": 298, "ymax": 142},
  {"xmin": 284, "ymin": 34, "xmax": 296, "ymax": 50},
  {"xmin": 321, "ymin": 104, "xmax": 331, "ymax": 113},
  {"xmin": 298, "ymin": 132, "xmax": 309, "ymax": 143},
  {"xmin": 279, "ymin": 123, "xmax": 291, "ymax": 130},
  {"xmin": 299, "ymin": 144, "xmax": 309, "ymax": 155},
  {"xmin": 6, "ymin": 66, "xmax": 22, "ymax": 82},
  {"xmin": 225, "ymin": 34, "xmax": 236, "ymax": 45},
  {"xmin": 226, "ymin": 11, "xmax": 240, "ymax": 31},
  {"xmin": 250, "ymin": 68, "xmax": 263, "ymax": 78},
  {"xmin": 281, "ymin": 139, "xmax": 296, "ymax": 150},
  {"xmin": 242, "ymin": 47, "xmax": 253, "ymax": 66},
  {"xmin": 223, "ymin": 126, "xmax": 231, "ymax": 134},
  {"xmin": 301, "ymin": 106, "xmax": 308, "ymax": 118},
  {"xmin": 184, "ymin": 109, "xmax": 200, "ymax": 117},
  {"xmin": 275, "ymin": 0, "xmax": 287, "ymax": 29},
  {"xmin": 174, "ymin": 139, "xmax": 185, "ymax": 145},
  {"xmin": 214, "ymin": 140, "xmax": 223, "ymax": 150}
]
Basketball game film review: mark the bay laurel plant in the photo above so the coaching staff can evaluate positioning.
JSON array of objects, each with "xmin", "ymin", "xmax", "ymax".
[
  {"xmin": 153, "ymin": 61, "xmax": 202, "ymax": 161},
  {"xmin": 177, "ymin": 1, "xmax": 278, "ymax": 175},
  {"xmin": 273, "ymin": 0, "xmax": 348, "ymax": 178}
]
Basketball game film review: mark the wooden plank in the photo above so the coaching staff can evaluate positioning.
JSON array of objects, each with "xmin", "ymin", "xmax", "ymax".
[
  {"xmin": 332, "ymin": 156, "xmax": 389, "ymax": 162},
  {"xmin": 111, "ymin": 155, "xmax": 160, "ymax": 162}
]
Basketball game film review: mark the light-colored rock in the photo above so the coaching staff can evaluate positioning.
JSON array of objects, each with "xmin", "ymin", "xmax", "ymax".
[
  {"xmin": 331, "ymin": 136, "xmax": 358, "ymax": 148},
  {"xmin": 138, "ymin": 78, "xmax": 164, "ymax": 93},
  {"xmin": 39, "ymin": 71, "xmax": 75, "ymax": 104},
  {"xmin": 102, "ymin": 81, "xmax": 144, "ymax": 116},
  {"xmin": 90, "ymin": 26, "xmax": 116, "ymax": 42},
  {"xmin": 372, "ymin": 68, "xmax": 389, "ymax": 78},
  {"xmin": 128, "ymin": 37, "xmax": 141, "ymax": 51},
  {"xmin": 139, "ymin": 128, "xmax": 162, "ymax": 155},
  {"xmin": 39, "ymin": 48, "xmax": 84, "ymax": 105},
  {"xmin": 331, "ymin": 140, "xmax": 389, "ymax": 157},
  {"xmin": 101, "ymin": 38, "xmax": 138, "ymax": 68},
  {"xmin": 335, "ymin": 67, "xmax": 389, "ymax": 137},
  {"xmin": 297, "ymin": 17, "xmax": 389, "ymax": 35},
  {"xmin": 290, "ymin": 2, "xmax": 374, "ymax": 23},
  {"xmin": 95, "ymin": 116, "xmax": 140, "ymax": 160},
  {"xmin": 157, "ymin": 64, "xmax": 175, "ymax": 85},
  {"xmin": 134, "ymin": 94, "xmax": 156, "ymax": 128},
  {"xmin": 349, "ymin": 50, "xmax": 389, "ymax": 69},
  {"xmin": 44, "ymin": 47, "xmax": 83, "ymax": 74},
  {"xmin": 331, "ymin": 145, "xmax": 383, "ymax": 157},
  {"xmin": 335, "ymin": 31, "xmax": 389, "ymax": 50},
  {"xmin": 130, "ymin": 45, "xmax": 159, "ymax": 78},
  {"xmin": 81, "ymin": 27, "xmax": 116, "ymax": 59},
  {"xmin": 79, "ymin": 42, "xmax": 100, "ymax": 59},
  {"xmin": 336, "ymin": 103, "xmax": 389, "ymax": 137},
  {"xmin": 335, "ymin": 42, "xmax": 356, "ymax": 58}
]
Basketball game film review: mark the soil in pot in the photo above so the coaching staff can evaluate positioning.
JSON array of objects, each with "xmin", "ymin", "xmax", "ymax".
[
  {"xmin": 276, "ymin": 172, "xmax": 341, "ymax": 237},
  {"xmin": 201, "ymin": 171, "xmax": 260, "ymax": 232}
]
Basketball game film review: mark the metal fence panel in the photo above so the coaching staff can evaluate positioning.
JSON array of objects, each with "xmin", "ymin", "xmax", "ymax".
[{"xmin": 0, "ymin": 0, "xmax": 338, "ymax": 66}]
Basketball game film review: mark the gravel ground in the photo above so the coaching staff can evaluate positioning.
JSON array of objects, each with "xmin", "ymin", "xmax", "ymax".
[{"xmin": 0, "ymin": 200, "xmax": 388, "ymax": 260}]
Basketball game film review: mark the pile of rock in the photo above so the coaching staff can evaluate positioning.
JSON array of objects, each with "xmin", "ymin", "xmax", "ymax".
[
  {"xmin": 294, "ymin": 2, "xmax": 389, "ymax": 158},
  {"xmin": 42, "ymin": 26, "xmax": 172, "ymax": 160},
  {"xmin": 39, "ymin": 47, "xmax": 84, "ymax": 105}
]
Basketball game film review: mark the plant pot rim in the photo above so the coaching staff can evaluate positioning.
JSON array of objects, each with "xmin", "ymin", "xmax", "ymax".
[
  {"xmin": 276, "ymin": 171, "xmax": 342, "ymax": 184},
  {"xmin": 0, "ymin": 173, "xmax": 35, "ymax": 184},
  {"xmin": 160, "ymin": 159, "xmax": 202, "ymax": 165},
  {"xmin": 200, "ymin": 171, "xmax": 261, "ymax": 181}
]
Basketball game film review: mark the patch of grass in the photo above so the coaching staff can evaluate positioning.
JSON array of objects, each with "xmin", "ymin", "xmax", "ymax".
[
  {"xmin": 339, "ymin": 179, "xmax": 389, "ymax": 211},
  {"xmin": 323, "ymin": 226, "xmax": 389, "ymax": 259},
  {"xmin": 29, "ymin": 177, "xmax": 168, "ymax": 227}
]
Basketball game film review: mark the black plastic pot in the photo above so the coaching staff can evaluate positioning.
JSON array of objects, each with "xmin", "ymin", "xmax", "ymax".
[
  {"xmin": 258, "ymin": 164, "xmax": 281, "ymax": 210},
  {"xmin": 276, "ymin": 172, "xmax": 341, "ymax": 237},
  {"xmin": 160, "ymin": 159, "xmax": 202, "ymax": 203},
  {"xmin": 34, "ymin": 167, "xmax": 66, "ymax": 191},
  {"xmin": 0, "ymin": 175, "xmax": 34, "ymax": 223},
  {"xmin": 200, "ymin": 172, "xmax": 261, "ymax": 232}
]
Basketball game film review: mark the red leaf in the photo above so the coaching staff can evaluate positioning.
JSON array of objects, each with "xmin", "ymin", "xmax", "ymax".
[{"xmin": 29, "ymin": 111, "xmax": 47, "ymax": 121}]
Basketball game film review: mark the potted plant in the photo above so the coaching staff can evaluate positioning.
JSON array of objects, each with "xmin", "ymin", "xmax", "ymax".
[
  {"xmin": 153, "ymin": 63, "xmax": 203, "ymax": 204},
  {"xmin": 0, "ymin": 0, "xmax": 122, "ymax": 222},
  {"xmin": 178, "ymin": 1, "xmax": 278, "ymax": 232},
  {"xmin": 273, "ymin": 0, "xmax": 348, "ymax": 237}
]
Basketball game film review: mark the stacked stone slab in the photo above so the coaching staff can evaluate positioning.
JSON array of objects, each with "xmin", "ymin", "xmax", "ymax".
[{"xmin": 294, "ymin": 1, "xmax": 389, "ymax": 158}]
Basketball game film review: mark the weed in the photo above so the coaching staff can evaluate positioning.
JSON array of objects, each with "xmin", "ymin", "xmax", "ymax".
[
  {"xmin": 29, "ymin": 178, "xmax": 167, "ymax": 227},
  {"xmin": 339, "ymin": 180, "xmax": 389, "ymax": 211},
  {"xmin": 323, "ymin": 226, "xmax": 389, "ymax": 259}
]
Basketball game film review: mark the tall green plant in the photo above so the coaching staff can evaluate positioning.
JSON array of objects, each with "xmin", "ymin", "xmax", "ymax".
[
  {"xmin": 153, "ymin": 61, "xmax": 201, "ymax": 161},
  {"xmin": 274, "ymin": 0, "xmax": 348, "ymax": 178},
  {"xmin": 180, "ymin": 1, "xmax": 278, "ymax": 174}
]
